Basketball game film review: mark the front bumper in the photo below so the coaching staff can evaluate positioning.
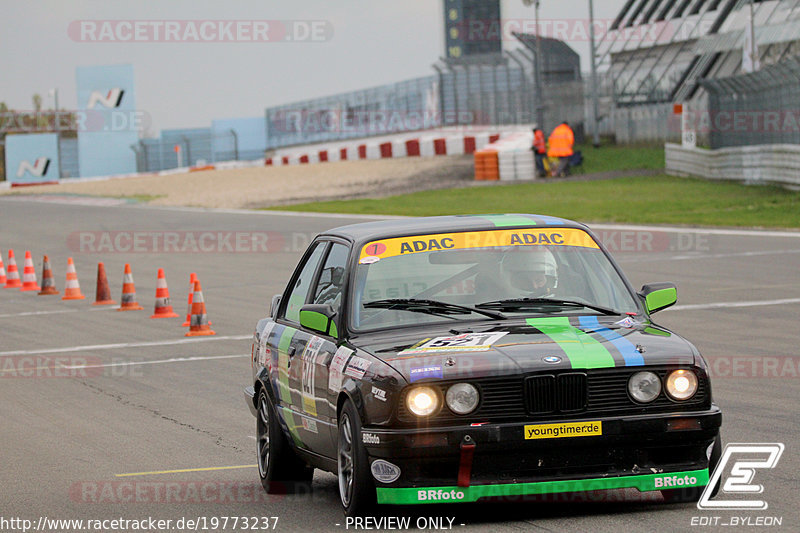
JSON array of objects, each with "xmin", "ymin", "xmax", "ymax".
[{"xmin": 364, "ymin": 406, "xmax": 721, "ymax": 504}]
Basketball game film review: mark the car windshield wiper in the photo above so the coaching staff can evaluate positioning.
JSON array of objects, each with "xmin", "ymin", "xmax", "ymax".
[
  {"xmin": 475, "ymin": 297, "xmax": 621, "ymax": 316},
  {"xmin": 363, "ymin": 298, "xmax": 507, "ymax": 320}
]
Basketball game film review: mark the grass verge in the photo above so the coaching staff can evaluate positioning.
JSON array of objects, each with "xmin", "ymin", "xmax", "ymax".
[{"xmin": 269, "ymin": 174, "xmax": 800, "ymax": 229}]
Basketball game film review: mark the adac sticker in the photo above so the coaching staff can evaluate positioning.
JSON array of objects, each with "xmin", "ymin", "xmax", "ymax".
[
  {"xmin": 399, "ymin": 332, "xmax": 508, "ymax": 355},
  {"xmin": 344, "ymin": 356, "xmax": 371, "ymax": 380},
  {"xmin": 359, "ymin": 228, "xmax": 598, "ymax": 261},
  {"xmin": 410, "ymin": 365, "xmax": 444, "ymax": 382}
]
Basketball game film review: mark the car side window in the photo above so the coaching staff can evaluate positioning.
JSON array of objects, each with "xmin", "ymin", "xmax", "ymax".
[
  {"xmin": 313, "ymin": 243, "xmax": 349, "ymax": 317},
  {"xmin": 283, "ymin": 242, "xmax": 327, "ymax": 324}
]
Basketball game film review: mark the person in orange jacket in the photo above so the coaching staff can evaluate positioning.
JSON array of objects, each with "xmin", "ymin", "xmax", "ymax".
[
  {"xmin": 547, "ymin": 121, "xmax": 575, "ymax": 177},
  {"xmin": 531, "ymin": 127, "xmax": 547, "ymax": 178}
]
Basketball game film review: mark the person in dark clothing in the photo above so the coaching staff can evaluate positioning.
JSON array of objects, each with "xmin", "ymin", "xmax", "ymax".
[{"xmin": 531, "ymin": 127, "xmax": 547, "ymax": 178}]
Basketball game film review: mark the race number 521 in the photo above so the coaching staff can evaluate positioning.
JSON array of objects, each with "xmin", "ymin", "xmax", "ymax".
[{"xmin": 698, "ymin": 443, "xmax": 784, "ymax": 510}]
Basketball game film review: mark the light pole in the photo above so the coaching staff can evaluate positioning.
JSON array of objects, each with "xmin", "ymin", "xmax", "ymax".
[
  {"xmin": 588, "ymin": 0, "xmax": 600, "ymax": 147},
  {"xmin": 534, "ymin": 0, "xmax": 544, "ymax": 129},
  {"xmin": 48, "ymin": 88, "xmax": 59, "ymax": 132}
]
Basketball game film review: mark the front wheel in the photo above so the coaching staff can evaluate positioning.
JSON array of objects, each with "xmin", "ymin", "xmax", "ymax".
[
  {"xmin": 256, "ymin": 389, "xmax": 313, "ymax": 493},
  {"xmin": 337, "ymin": 400, "xmax": 376, "ymax": 517},
  {"xmin": 662, "ymin": 432, "xmax": 722, "ymax": 503}
]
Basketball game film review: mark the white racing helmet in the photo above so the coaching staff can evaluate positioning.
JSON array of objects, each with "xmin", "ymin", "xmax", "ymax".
[{"xmin": 501, "ymin": 247, "xmax": 558, "ymax": 296}]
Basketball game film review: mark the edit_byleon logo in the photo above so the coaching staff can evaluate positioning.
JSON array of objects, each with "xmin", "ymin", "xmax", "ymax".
[
  {"xmin": 17, "ymin": 157, "xmax": 51, "ymax": 178},
  {"xmin": 697, "ymin": 442, "xmax": 785, "ymax": 510}
]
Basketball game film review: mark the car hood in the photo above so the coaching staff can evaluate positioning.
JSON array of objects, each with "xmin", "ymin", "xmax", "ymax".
[{"xmin": 353, "ymin": 317, "xmax": 696, "ymax": 383}]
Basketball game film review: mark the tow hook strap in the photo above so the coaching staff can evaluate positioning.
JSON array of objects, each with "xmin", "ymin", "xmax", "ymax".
[{"xmin": 458, "ymin": 435, "xmax": 476, "ymax": 487}]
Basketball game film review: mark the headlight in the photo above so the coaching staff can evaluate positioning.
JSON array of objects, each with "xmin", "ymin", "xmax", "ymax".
[
  {"xmin": 406, "ymin": 386, "xmax": 440, "ymax": 417},
  {"xmin": 665, "ymin": 369, "xmax": 698, "ymax": 401},
  {"xmin": 445, "ymin": 383, "xmax": 479, "ymax": 415},
  {"xmin": 628, "ymin": 371, "xmax": 662, "ymax": 403}
]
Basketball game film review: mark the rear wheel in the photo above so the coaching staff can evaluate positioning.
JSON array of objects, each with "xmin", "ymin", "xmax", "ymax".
[
  {"xmin": 337, "ymin": 400, "xmax": 375, "ymax": 516},
  {"xmin": 256, "ymin": 389, "xmax": 313, "ymax": 493},
  {"xmin": 662, "ymin": 432, "xmax": 722, "ymax": 503}
]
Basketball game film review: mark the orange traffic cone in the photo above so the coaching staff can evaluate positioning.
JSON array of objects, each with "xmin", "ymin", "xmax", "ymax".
[
  {"xmin": 38, "ymin": 255, "xmax": 59, "ymax": 295},
  {"xmin": 181, "ymin": 272, "xmax": 197, "ymax": 326},
  {"xmin": 93, "ymin": 262, "xmax": 116, "ymax": 305},
  {"xmin": 151, "ymin": 268, "xmax": 179, "ymax": 318},
  {"xmin": 62, "ymin": 257, "xmax": 86, "ymax": 300},
  {"xmin": 20, "ymin": 251, "xmax": 41, "ymax": 292},
  {"xmin": 0, "ymin": 253, "xmax": 6, "ymax": 285},
  {"xmin": 4, "ymin": 250, "xmax": 21, "ymax": 288},
  {"xmin": 185, "ymin": 280, "xmax": 215, "ymax": 336},
  {"xmin": 117, "ymin": 263, "xmax": 143, "ymax": 311}
]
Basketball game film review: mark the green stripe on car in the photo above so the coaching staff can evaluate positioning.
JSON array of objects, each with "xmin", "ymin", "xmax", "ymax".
[
  {"xmin": 376, "ymin": 468, "xmax": 709, "ymax": 505},
  {"xmin": 526, "ymin": 317, "xmax": 616, "ymax": 369}
]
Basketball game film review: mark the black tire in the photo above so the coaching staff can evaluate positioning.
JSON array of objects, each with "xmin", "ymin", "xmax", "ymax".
[
  {"xmin": 256, "ymin": 389, "xmax": 313, "ymax": 494},
  {"xmin": 337, "ymin": 400, "xmax": 376, "ymax": 517},
  {"xmin": 662, "ymin": 432, "xmax": 722, "ymax": 503}
]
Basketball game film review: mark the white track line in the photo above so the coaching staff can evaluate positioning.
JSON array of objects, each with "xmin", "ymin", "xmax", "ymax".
[
  {"xmin": 589, "ymin": 223, "xmax": 800, "ymax": 238},
  {"xmin": 621, "ymin": 249, "xmax": 800, "ymax": 263},
  {"xmin": 672, "ymin": 298, "xmax": 800, "ymax": 311},
  {"xmin": 0, "ymin": 334, "xmax": 250, "ymax": 358},
  {"xmin": 0, "ymin": 307, "xmax": 112, "ymax": 319},
  {"xmin": 60, "ymin": 353, "xmax": 248, "ymax": 369}
]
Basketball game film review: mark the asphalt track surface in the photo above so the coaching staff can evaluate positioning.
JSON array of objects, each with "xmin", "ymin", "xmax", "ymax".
[{"xmin": 0, "ymin": 196, "xmax": 798, "ymax": 533}]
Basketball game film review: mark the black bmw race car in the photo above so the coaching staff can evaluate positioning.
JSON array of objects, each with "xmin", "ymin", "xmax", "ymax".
[{"xmin": 244, "ymin": 214, "xmax": 722, "ymax": 516}]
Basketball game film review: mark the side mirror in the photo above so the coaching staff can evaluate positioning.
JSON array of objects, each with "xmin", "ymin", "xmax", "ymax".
[
  {"xmin": 299, "ymin": 304, "xmax": 339, "ymax": 337},
  {"xmin": 270, "ymin": 294, "xmax": 281, "ymax": 318},
  {"xmin": 640, "ymin": 283, "xmax": 677, "ymax": 314}
]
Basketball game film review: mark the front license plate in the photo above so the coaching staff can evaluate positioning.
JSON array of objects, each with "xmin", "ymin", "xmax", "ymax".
[{"xmin": 524, "ymin": 421, "xmax": 602, "ymax": 440}]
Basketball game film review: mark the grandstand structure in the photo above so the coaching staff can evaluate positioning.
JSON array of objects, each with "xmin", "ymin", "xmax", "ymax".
[
  {"xmin": 598, "ymin": 0, "xmax": 800, "ymax": 103},
  {"xmin": 595, "ymin": 0, "xmax": 800, "ymax": 141}
]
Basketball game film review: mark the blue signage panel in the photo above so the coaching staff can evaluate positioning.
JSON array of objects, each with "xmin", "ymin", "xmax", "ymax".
[
  {"xmin": 76, "ymin": 64, "xmax": 138, "ymax": 177},
  {"xmin": 5, "ymin": 133, "xmax": 60, "ymax": 185}
]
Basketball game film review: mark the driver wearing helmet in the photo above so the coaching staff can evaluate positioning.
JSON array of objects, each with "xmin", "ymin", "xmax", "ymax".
[{"xmin": 500, "ymin": 247, "xmax": 558, "ymax": 297}]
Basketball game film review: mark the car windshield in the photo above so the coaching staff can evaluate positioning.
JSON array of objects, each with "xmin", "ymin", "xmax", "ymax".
[{"xmin": 350, "ymin": 227, "xmax": 640, "ymax": 331}]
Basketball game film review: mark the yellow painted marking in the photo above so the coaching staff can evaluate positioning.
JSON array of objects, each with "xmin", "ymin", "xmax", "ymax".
[{"xmin": 115, "ymin": 465, "xmax": 257, "ymax": 477}]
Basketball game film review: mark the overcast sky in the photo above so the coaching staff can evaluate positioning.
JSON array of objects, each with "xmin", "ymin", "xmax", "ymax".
[{"xmin": 1, "ymin": 0, "xmax": 626, "ymax": 133}]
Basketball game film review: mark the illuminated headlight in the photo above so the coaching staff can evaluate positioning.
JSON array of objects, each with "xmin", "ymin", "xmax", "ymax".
[
  {"xmin": 628, "ymin": 371, "xmax": 662, "ymax": 403},
  {"xmin": 406, "ymin": 386, "xmax": 440, "ymax": 417},
  {"xmin": 445, "ymin": 383, "xmax": 479, "ymax": 415},
  {"xmin": 665, "ymin": 369, "xmax": 698, "ymax": 401}
]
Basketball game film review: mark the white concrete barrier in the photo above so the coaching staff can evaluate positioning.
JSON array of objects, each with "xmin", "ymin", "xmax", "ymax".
[{"xmin": 666, "ymin": 143, "xmax": 800, "ymax": 187}]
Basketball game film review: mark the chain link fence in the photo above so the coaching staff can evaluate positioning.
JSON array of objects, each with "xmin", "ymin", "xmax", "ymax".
[
  {"xmin": 701, "ymin": 56, "xmax": 800, "ymax": 149},
  {"xmin": 133, "ymin": 128, "xmax": 249, "ymax": 172},
  {"xmin": 264, "ymin": 54, "xmax": 585, "ymax": 151}
]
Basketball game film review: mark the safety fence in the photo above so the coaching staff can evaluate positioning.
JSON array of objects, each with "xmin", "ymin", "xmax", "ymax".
[
  {"xmin": 133, "ymin": 129, "xmax": 262, "ymax": 173},
  {"xmin": 264, "ymin": 57, "xmax": 585, "ymax": 151},
  {"xmin": 700, "ymin": 57, "xmax": 800, "ymax": 149}
]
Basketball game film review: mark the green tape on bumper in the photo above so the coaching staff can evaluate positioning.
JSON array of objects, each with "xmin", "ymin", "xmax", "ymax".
[
  {"xmin": 527, "ymin": 317, "xmax": 616, "ymax": 369},
  {"xmin": 376, "ymin": 468, "xmax": 709, "ymax": 505}
]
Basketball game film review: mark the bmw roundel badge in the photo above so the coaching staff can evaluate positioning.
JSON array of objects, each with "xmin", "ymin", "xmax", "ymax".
[{"xmin": 543, "ymin": 356, "xmax": 562, "ymax": 364}]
